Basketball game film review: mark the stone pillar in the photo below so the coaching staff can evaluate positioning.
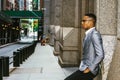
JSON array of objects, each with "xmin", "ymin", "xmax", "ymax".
[
  {"xmin": 54, "ymin": 25, "xmax": 61, "ymax": 55},
  {"xmin": 95, "ymin": 0, "xmax": 117, "ymax": 80},
  {"xmin": 53, "ymin": 0, "xmax": 62, "ymax": 55},
  {"xmin": 48, "ymin": 0, "xmax": 55, "ymax": 46},
  {"xmin": 44, "ymin": 0, "xmax": 50, "ymax": 36},
  {"xmin": 107, "ymin": 0, "xmax": 120, "ymax": 80},
  {"xmin": 58, "ymin": 0, "xmax": 81, "ymax": 67}
]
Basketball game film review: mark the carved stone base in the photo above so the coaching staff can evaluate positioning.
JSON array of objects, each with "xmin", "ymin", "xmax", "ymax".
[
  {"xmin": 53, "ymin": 40, "xmax": 60, "ymax": 56},
  {"xmin": 58, "ymin": 56, "xmax": 79, "ymax": 67},
  {"xmin": 58, "ymin": 44, "xmax": 80, "ymax": 67},
  {"xmin": 57, "ymin": 27, "xmax": 80, "ymax": 67},
  {"xmin": 53, "ymin": 50, "xmax": 59, "ymax": 56}
]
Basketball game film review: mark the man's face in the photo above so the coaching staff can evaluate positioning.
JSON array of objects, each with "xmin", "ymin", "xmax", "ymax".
[{"xmin": 81, "ymin": 16, "xmax": 94, "ymax": 30}]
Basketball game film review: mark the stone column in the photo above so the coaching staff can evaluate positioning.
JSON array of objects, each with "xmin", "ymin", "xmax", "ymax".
[
  {"xmin": 44, "ymin": 0, "xmax": 50, "ymax": 38},
  {"xmin": 95, "ymin": 0, "xmax": 117, "ymax": 80},
  {"xmin": 48, "ymin": 0, "xmax": 55, "ymax": 46},
  {"xmin": 53, "ymin": 0, "xmax": 62, "ymax": 55},
  {"xmin": 107, "ymin": 0, "xmax": 120, "ymax": 80},
  {"xmin": 58, "ymin": 0, "xmax": 81, "ymax": 67}
]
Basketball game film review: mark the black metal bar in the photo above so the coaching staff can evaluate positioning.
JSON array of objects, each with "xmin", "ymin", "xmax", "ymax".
[
  {"xmin": 22, "ymin": 47, "xmax": 26, "ymax": 62},
  {"xmin": 9, "ymin": 55, "xmax": 15, "ymax": 59},
  {"xmin": 9, "ymin": 61, "xmax": 13, "ymax": 65},
  {"xmin": 13, "ymin": 51, "xmax": 20, "ymax": 67},
  {"xmin": 3, "ymin": 56, "xmax": 9, "ymax": 76},
  {"xmin": 17, "ymin": 49, "xmax": 23, "ymax": 64},
  {"xmin": 0, "ymin": 57, "xmax": 3, "ymax": 80}
]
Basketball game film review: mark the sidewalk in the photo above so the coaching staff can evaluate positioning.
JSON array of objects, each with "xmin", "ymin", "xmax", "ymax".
[
  {"xmin": 3, "ymin": 43, "xmax": 78, "ymax": 80},
  {"xmin": 0, "ymin": 42, "xmax": 18, "ymax": 49}
]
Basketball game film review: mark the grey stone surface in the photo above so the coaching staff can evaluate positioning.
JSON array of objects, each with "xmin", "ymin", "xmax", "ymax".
[
  {"xmin": 96, "ymin": 0, "xmax": 117, "ymax": 35},
  {"xmin": 54, "ymin": 6, "xmax": 61, "ymax": 25},
  {"xmin": 50, "ymin": 0, "xmax": 55, "ymax": 25},
  {"xmin": 49, "ymin": 0, "xmax": 62, "ymax": 47},
  {"xmin": 46, "ymin": 0, "xmax": 120, "ymax": 79},
  {"xmin": 62, "ymin": 0, "xmax": 75, "ymax": 27},
  {"xmin": 54, "ymin": 0, "xmax": 62, "ymax": 25},
  {"xmin": 96, "ymin": 0, "xmax": 118, "ymax": 80},
  {"xmin": 49, "ymin": 25, "xmax": 55, "ymax": 46},
  {"xmin": 102, "ymin": 35, "xmax": 116, "ymax": 80},
  {"xmin": 63, "ymin": 27, "xmax": 78, "ymax": 47},
  {"xmin": 44, "ymin": 0, "xmax": 50, "ymax": 34},
  {"xmin": 54, "ymin": 26, "xmax": 61, "ymax": 55},
  {"xmin": 58, "ymin": 0, "xmax": 81, "ymax": 67},
  {"xmin": 107, "ymin": 40, "xmax": 120, "ymax": 80},
  {"xmin": 54, "ymin": 26, "xmax": 60, "ymax": 40},
  {"xmin": 58, "ymin": 36, "xmax": 80, "ymax": 66},
  {"xmin": 62, "ymin": 50, "xmax": 79, "ymax": 64},
  {"xmin": 106, "ymin": 0, "xmax": 120, "ymax": 80},
  {"xmin": 54, "ymin": 40, "xmax": 60, "ymax": 55},
  {"xmin": 117, "ymin": 0, "xmax": 120, "ymax": 39}
]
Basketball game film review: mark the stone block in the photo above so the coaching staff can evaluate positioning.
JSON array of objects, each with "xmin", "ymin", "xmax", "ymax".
[
  {"xmin": 62, "ymin": 0, "xmax": 75, "ymax": 27},
  {"xmin": 54, "ymin": 25, "xmax": 60, "ymax": 40},
  {"xmin": 63, "ymin": 27, "xmax": 78, "ymax": 47},
  {"xmin": 96, "ymin": 0, "xmax": 117, "ymax": 35},
  {"xmin": 107, "ymin": 40, "xmax": 120, "ymax": 80},
  {"xmin": 58, "ymin": 27, "xmax": 80, "ymax": 67},
  {"xmin": 54, "ymin": 41, "xmax": 60, "ymax": 55}
]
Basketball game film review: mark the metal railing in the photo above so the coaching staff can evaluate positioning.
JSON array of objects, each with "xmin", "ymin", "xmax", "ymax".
[{"xmin": 0, "ymin": 41, "xmax": 37, "ymax": 80}]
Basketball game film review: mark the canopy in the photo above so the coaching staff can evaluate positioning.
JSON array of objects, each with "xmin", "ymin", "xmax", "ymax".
[{"xmin": 3, "ymin": 11, "xmax": 43, "ymax": 18}]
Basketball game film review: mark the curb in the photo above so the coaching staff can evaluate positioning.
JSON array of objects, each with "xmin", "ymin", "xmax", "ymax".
[{"xmin": 0, "ymin": 42, "xmax": 18, "ymax": 49}]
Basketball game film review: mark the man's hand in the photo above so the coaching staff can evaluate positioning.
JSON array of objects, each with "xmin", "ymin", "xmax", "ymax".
[{"xmin": 84, "ymin": 67, "xmax": 90, "ymax": 73}]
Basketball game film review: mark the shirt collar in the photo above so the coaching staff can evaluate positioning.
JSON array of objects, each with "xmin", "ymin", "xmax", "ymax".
[{"xmin": 85, "ymin": 27, "xmax": 95, "ymax": 35}]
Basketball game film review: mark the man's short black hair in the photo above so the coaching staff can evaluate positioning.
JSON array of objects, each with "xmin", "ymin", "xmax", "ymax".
[{"xmin": 85, "ymin": 13, "xmax": 96, "ymax": 23}]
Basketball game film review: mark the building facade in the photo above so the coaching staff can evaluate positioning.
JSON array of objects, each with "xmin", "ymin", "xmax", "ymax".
[
  {"xmin": 0, "ymin": 0, "xmax": 14, "ymax": 45},
  {"xmin": 43, "ymin": 0, "xmax": 120, "ymax": 80}
]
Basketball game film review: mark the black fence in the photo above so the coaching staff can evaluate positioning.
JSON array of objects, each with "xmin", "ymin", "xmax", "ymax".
[{"xmin": 0, "ymin": 41, "xmax": 37, "ymax": 80}]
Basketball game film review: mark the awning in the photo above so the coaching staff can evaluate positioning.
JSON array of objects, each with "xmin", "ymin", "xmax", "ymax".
[{"xmin": 2, "ymin": 10, "xmax": 43, "ymax": 18}]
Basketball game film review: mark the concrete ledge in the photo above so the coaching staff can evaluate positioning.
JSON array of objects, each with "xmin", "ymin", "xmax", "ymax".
[
  {"xmin": 58, "ymin": 42, "xmax": 80, "ymax": 67},
  {"xmin": 58, "ymin": 56, "xmax": 79, "ymax": 68},
  {"xmin": 59, "ymin": 42, "xmax": 79, "ymax": 50},
  {"xmin": 53, "ymin": 50, "xmax": 59, "ymax": 56}
]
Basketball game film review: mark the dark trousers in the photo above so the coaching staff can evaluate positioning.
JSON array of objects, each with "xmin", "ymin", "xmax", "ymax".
[{"xmin": 64, "ymin": 70, "xmax": 96, "ymax": 80}]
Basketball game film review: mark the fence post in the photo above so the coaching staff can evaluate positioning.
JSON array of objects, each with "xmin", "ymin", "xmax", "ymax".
[
  {"xmin": 3, "ymin": 56, "xmax": 9, "ymax": 76},
  {"xmin": 17, "ymin": 49, "xmax": 23, "ymax": 64},
  {"xmin": 13, "ymin": 51, "xmax": 20, "ymax": 67},
  {"xmin": 0, "ymin": 57, "xmax": 3, "ymax": 80}
]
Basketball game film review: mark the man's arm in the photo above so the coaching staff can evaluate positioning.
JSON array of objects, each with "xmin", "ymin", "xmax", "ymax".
[{"xmin": 89, "ymin": 32, "xmax": 104, "ymax": 72}]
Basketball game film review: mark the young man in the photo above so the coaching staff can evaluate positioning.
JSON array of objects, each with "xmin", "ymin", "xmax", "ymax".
[{"xmin": 64, "ymin": 13, "xmax": 104, "ymax": 80}]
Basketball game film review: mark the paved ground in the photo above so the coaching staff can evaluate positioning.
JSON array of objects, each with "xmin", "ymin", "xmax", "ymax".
[
  {"xmin": 0, "ymin": 43, "xmax": 30, "ymax": 56},
  {"xmin": 3, "ymin": 43, "xmax": 78, "ymax": 80}
]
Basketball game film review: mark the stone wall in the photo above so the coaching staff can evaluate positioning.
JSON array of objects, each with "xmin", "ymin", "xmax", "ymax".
[
  {"xmin": 53, "ymin": 0, "xmax": 62, "ymax": 55},
  {"xmin": 58, "ymin": 0, "xmax": 81, "ymax": 67},
  {"xmin": 102, "ymin": 36, "xmax": 116, "ymax": 80},
  {"xmin": 48, "ymin": 0, "xmax": 62, "ymax": 47},
  {"xmin": 96, "ymin": 0, "xmax": 117, "ymax": 80},
  {"xmin": 107, "ymin": 0, "xmax": 120, "ymax": 80},
  {"xmin": 45, "ymin": 0, "xmax": 120, "ymax": 80},
  {"xmin": 44, "ymin": 0, "xmax": 50, "ymax": 35},
  {"xmin": 48, "ymin": 0, "xmax": 55, "ymax": 46}
]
